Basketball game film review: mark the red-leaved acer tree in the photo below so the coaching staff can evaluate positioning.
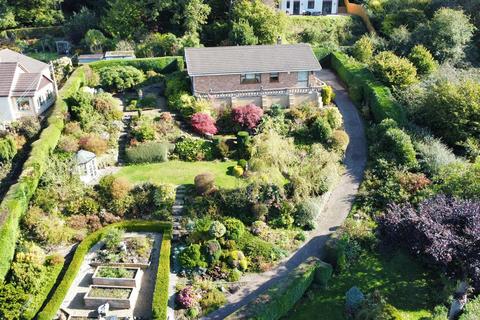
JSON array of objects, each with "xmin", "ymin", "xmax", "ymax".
[
  {"xmin": 191, "ymin": 112, "xmax": 218, "ymax": 135},
  {"xmin": 232, "ymin": 104, "xmax": 264, "ymax": 129}
]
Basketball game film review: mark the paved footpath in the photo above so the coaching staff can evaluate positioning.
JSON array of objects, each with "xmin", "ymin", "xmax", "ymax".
[{"xmin": 202, "ymin": 70, "xmax": 367, "ymax": 320}]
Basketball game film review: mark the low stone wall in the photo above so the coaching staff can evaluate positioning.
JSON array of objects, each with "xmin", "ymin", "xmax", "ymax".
[
  {"xmin": 84, "ymin": 285, "xmax": 133, "ymax": 309},
  {"xmin": 209, "ymin": 92, "xmax": 321, "ymax": 109},
  {"xmin": 90, "ymin": 262, "xmax": 150, "ymax": 269},
  {"xmin": 92, "ymin": 266, "xmax": 141, "ymax": 287}
]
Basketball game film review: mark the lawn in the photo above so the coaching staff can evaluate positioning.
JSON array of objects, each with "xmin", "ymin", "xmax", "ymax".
[
  {"xmin": 27, "ymin": 52, "xmax": 61, "ymax": 62},
  {"xmin": 116, "ymin": 160, "xmax": 243, "ymax": 188},
  {"xmin": 284, "ymin": 250, "xmax": 447, "ymax": 320}
]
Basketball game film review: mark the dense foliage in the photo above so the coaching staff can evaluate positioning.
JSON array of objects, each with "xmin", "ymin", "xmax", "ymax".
[{"xmin": 378, "ymin": 195, "xmax": 480, "ymax": 289}]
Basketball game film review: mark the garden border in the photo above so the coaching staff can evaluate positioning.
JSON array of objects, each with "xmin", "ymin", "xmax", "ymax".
[
  {"xmin": 37, "ymin": 220, "xmax": 172, "ymax": 320},
  {"xmin": 0, "ymin": 66, "xmax": 87, "ymax": 280}
]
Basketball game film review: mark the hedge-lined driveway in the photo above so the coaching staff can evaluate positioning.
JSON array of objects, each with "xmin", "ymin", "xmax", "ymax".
[{"xmin": 202, "ymin": 69, "xmax": 367, "ymax": 320}]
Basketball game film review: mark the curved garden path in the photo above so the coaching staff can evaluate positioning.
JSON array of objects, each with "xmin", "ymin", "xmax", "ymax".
[{"xmin": 201, "ymin": 70, "xmax": 367, "ymax": 320}]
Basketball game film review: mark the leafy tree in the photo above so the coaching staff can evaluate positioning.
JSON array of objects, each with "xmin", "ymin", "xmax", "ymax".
[
  {"xmin": 232, "ymin": 104, "xmax": 264, "ymax": 130},
  {"xmin": 371, "ymin": 51, "xmax": 418, "ymax": 88},
  {"xmin": 408, "ymin": 45, "xmax": 437, "ymax": 75},
  {"xmin": 378, "ymin": 195, "xmax": 480, "ymax": 290},
  {"xmin": 10, "ymin": 0, "xmax": 63, "ymax": 27},
  {"xmin": 183, "ymin": 0, "xmax": 211, "ymax": 35},
  {"xmin": 434, "ymin": 160, "xmax": 480, "ymax": 200},
  {"xmin": 417, "ymin": 79, "xmax": 480, "ymax": 146},
  {"xmin": 352, "ymin": 34, "xmax": 374, "ymax": 63},
  {"xmin": 229, "ymin": 19, "xmax": 258, "ymax": 45},
  {"xmin": 64, "ymin": 7, "xmax": 99, "ymax": 44},
  {"xmin": 101, "ymin": 0, "xmax": 146, "ymax": 40},
  {"xmin": 84, "ymin": 29, "xmax": 107, "ymax": 53},
  {"xmin": 191, "ymin": 112, "xmax": 218, "ymax": 135},
  {"xmin": 135, "ymin": 33, "xmax": 180, "ymax": 57},
  {"xmin": 230, "ymin": 0, "xmax": 286, "ymax": 45},
  {"xmin": 0, "ymin": 0, "xmax": 15, "ymax": 29},
  {"xmin": 422, "ymin": 8, "xmax": 476, "ymax": 63}
]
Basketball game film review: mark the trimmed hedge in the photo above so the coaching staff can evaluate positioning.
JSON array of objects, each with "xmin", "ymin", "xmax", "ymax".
[
  {"xmin": 0, "ymin": 67, "xmax": 86, "ymax": 281},
  {"xmin": 89, "ymin": 56, "xmax": 184, "ymax": 74},
  {"xmin": 37, "ymin": 220, "xmax": 172, "ymax": 320},
  {"xmin": 1, "ymin": 26, "xmax": 64, "ymax": 39},
  {"xmin": 330, "ymin": 51, "xmax": 407, "ymax": 125},
  {"xmin": 152, "ymin": 231, "xmax": 171, "ymax": 320},
  {"xmin": 226, "ymin": 257, "xmax": 321, "ymax": 320}
]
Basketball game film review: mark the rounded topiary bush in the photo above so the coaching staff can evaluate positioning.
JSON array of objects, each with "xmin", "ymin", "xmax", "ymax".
[
  {"xmin": 208, "ymin": 221, "xmax": 226, "ymax": 239},
  {"xmin": 194, "ymin": 173, "xmax": 215, "ymax": 195},
  {"xmin": 223, "ymin": 218, "xmax": 245, "ymax": 240},
  {"xmin": 232, "ymin": 165, "xmax": 244, "ymax": 177},
  {"xmin": 331, "ymin": 130, "xmax": 350, "ymax": 153}
]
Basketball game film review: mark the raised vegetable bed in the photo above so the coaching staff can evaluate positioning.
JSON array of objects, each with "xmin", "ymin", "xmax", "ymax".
[
  {"xmin": 84, "ymin": 285, "xmax": 134, "ymax": 309},
  {"xmin": 92, "ymin": 266, "xmax": 141, "ymax": 287}
]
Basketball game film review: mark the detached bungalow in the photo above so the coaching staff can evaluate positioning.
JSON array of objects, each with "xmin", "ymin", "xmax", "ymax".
[
  {"xmin": 185, "ymin": 44, "xmax": 325, "ymax": 108},
  {"xmin": 279, "ymin": 0, "xmax": 339, "ymax": 15},
  {"xmin": 0, "ymin": 49, "xmax": 56, "ymax": 122}
]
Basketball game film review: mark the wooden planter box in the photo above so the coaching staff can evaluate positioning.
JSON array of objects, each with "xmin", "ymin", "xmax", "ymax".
[
  {"xmin": 84, "ymin": 285, "xmax": 133, "ymax": 309},
  {"xmin": 92, "ymin": 266, "xmax": 141, "ymax": 287}
]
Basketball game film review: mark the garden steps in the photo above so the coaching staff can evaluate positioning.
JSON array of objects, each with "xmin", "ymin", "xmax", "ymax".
[{"xmin": 172, "ymin": 186, "xmax": 187, "ymax": 241}]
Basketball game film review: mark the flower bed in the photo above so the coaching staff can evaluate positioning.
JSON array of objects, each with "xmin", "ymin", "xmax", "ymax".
[
  {"xmin": 84, "ymin": 285, "xmax": 133, "ymax": 309},
  {"xmin": 92, "ymin": 266, "xmax": 141, "ymax": 287}
]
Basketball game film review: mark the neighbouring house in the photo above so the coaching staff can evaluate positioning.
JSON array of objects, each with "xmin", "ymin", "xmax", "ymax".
[
  {"xmin": 184, "ymin": 44, "xmax": 325, "ymax": 109},
  {"xmin": 280, "ymin": 0, "xmax": 339, "ymax": 15},
  {"xmin": 0, "ymin": 49, "xmax": 56, "ymax": 122},
  {"xmin": 75, "ymin": 149, "xmax": 98, "ymax": 184},
  {"xmin": 78, "ymin": 51, "xmax": 136, "ymax": 64},
  {"xmin": 104, "ymin": 51, "xmax": 136, "ymax": 60},
  {"xmin": 78, "ymin": 53, "xmax": 105, "ymax": 64}
]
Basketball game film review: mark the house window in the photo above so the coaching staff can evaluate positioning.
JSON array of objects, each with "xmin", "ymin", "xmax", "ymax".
[
  {"xmin": 240, "ymin": 73, "xmax": 261, "ymax": 84},
  {"xmin": 308, "ymin": 1, "xmax": 315, "ymax": 9},
  {"xmin": 16, "ymin": 98, "xmax": 31, "ymax": 111},
  {"xmin": 286, "ymin": 1, "xmax": 290, "ymax": 9},
  {"xmin": 269, "ymin": 73, "xmax": 279, "ymax": 83}
]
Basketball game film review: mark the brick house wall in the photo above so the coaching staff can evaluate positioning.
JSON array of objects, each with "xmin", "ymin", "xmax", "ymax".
[{"xmin": 193, "ymin": 72, "xmax": 317, "ymax": 93}]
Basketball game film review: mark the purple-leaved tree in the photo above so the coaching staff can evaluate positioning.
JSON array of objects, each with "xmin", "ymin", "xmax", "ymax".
[{"xmin": 377, "ymin": 195, "xmax": 480, "ymax": 289}]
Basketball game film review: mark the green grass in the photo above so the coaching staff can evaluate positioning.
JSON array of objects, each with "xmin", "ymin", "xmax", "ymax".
[
  {"xmin": 26, "ymin": 52, "xmax": 60, "ymax": 62},
  {"xmin": 284, "ymin": 250, "xmax": 446, "ymax": 320},
  {"xmin": 116, "ymin": 160, "xmax": 243, "ymax": 188}
]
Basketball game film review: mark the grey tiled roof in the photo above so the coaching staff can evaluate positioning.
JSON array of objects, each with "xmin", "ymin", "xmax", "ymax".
[
  {"xmin": 0, "ymin": 62, "xmax": 18, "ymax": 97},
  {"xmin": 185, "ymin": 44, "xmax": 322, "ymax": 76},
  {"xmin": 11, "ymin": 73, "xmax": 42, "ymax": 97},
  {"xmin": 0, "ymin": 48, "xmax": 49, "ymax": 73}
]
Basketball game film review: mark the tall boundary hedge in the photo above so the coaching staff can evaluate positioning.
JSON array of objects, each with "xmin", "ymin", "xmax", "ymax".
[
  {"xmin": 0, "ymin": 67, "xmax": 86, "ymax": 280},
  {"xmin": 225, "ymin": 257, "xmax": 321, "ymax": 320},
  {"xmin": 89, "ymin": 56, "xmax": 184, "ymax": 74},
  {"xmin": 330, "ymin": 51, "xmax": 407, "ymax": 125},
  {"xmin": 37, "ymin": 220, "xmax": 172, "ymax": 320}
]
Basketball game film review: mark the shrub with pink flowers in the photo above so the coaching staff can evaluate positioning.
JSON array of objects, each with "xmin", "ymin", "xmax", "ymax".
[
  {"xmin": 191, "ymin": 113, "xmax": 218, "ymax": 135},
  {"xmin": 232, "ymin": 104, "xmax": 264, "ymax": 130},
  {"xmin": 176, "ymin": 286, "xmax": 198, "ymax": 308}
]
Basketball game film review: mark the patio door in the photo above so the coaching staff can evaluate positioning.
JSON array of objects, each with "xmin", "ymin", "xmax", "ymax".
[
  {"xmin": 298, "ymin": 71, "xmax": 309, "ymax": 87},
  {"xmin": 293, "ymin": 1, "xmax": 300, "ymax": 14}
]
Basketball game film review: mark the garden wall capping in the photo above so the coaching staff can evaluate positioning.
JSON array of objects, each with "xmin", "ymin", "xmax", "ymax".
[
  {"xmin": 92, "ymin": 266, "xmax": 141, "ymax": 287},
  {"xmin": 90, "ymin": 262, "xmax": 150, "ymax": 269}
]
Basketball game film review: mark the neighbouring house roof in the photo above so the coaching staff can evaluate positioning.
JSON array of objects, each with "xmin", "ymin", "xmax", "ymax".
[
  {"xmin": 0, "ymin": 48, "xmax": 49, "ymax": 73},
  {"xmin": 104, "ymin": 51, "xmax": 135, "ymax": 58},
  {"xmin": 0, "ymin": 62, "xmax": 18, "ymax": 96},
  {"xmin": 75, "ymin": 149, "xmax": 96, "ymax": 165},
  {"xmin": 184, "ymin": 44, "xmax": 322, "ymax": 76}
]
